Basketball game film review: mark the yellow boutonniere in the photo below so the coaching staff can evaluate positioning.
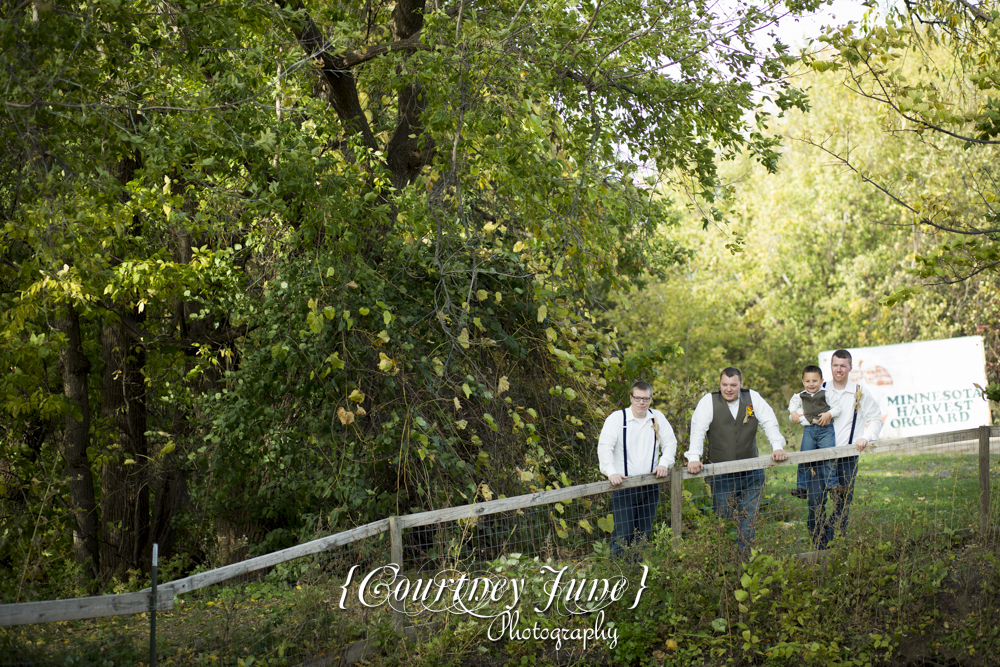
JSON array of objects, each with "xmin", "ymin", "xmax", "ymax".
[
  {"xmin": 743, "ymin": 405, "xmax": 754, "ymax": 424},
  {"xmin": 854, "ymin": 386, "xmax": 863, "ymax": 411}
]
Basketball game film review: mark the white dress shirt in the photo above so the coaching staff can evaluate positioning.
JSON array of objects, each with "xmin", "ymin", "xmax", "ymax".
[
  {"xmin": 685, "ymin": 390, "xmax": 786, "ymax": 462},
  {"xmin": 597, "ymin": 407, "xmax": 677, "ymax": 478},
  {"xmin": 824, "ymin": 380, "xmax": 882, "ymax": 447},
  {"xmin": 787, "ymin": 390, "xmax": 843, "ymax": 426}
]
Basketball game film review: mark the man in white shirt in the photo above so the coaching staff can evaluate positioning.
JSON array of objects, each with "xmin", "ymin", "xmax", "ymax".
[
  {"xmin": 685, "ymin": 368, "xmax": 787, "ymax": 554},
  {"xmin": 597, "ymin": 381, "xmax": 677, "ymax": 557},
  {"xmin": 809, "ymin": 349, "xmax": 883, "ymax": 548}
]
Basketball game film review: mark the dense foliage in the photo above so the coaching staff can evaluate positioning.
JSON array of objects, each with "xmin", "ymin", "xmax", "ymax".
[{"xmin": 0, "ymin": 0, "xmax": 817, "ymax": 597}]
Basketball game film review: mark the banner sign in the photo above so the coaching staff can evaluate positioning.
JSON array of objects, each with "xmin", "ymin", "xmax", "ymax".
[{"xmin": 818, "ymin": 336, "xmax": 991, "ymax": 440}]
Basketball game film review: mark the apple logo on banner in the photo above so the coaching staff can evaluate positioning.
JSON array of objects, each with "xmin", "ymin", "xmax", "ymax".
[{"xmin": 849, "ymin": 361, "xmax": 894, "ymax": 386}]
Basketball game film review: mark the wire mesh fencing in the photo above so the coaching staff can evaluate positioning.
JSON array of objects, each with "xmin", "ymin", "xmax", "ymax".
[
  {"xmin": 675, "ymin": 426, "xmax": 1000, "ymax": 563},
  {"xmin": 400, "ymin": 484, "xmax": 670, "ymax": 573},
  {"xmin": 0, "ymin": 426, "xmax": 997, "ymax": 666},
  {"xmin": 0, "ymin": 529, "xmax": 395, "ymax": 666}
]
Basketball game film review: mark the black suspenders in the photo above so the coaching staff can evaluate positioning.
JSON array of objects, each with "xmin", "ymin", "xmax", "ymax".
[{"xmin": 621, "ymin": 408, "xmax": 659, "ymax": 476}]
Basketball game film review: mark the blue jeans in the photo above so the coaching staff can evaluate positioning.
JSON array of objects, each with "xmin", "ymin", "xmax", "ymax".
[
  {"xmin": 709, "ymin": 469, "xmax": 765, "ymax": 554},
  {"xmin": 809, "ymin": 455, "xmax": 859, "ymax": 548},
  {"xmin": 796, "ymin": 424, "xmax": 838, "ymax": 490},
  {"xmin": 610, "ymin": 485, "xmax": 660, "ymax": 557}
]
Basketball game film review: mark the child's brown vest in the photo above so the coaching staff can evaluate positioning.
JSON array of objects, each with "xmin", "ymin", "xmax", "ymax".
[{"xmin": 797, "ymin": 390, "xmax": 833, "ymax": 424}]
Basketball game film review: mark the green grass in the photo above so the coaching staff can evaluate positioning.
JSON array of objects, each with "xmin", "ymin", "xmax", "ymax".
[{"xmin": 678, "ymin": 451, "xmax": 991, "ymax": 555}]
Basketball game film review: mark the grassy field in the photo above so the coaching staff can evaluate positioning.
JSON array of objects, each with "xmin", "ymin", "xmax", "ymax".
[{"xmin": 678, "ymin": 450, "xmax": 994, "ymax": 555}]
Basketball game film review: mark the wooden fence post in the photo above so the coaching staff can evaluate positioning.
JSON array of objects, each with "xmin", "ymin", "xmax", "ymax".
[
  {"xmin": 980, "ymin": 426, "xmax": 991, "ymax": 537},
  {"xmin": 388, "ymin": 516, "xmax": 405, "ymax": 633},
  {"xmin": 671, "ymin": 467, "xmax": 683, "ymax": 546}
]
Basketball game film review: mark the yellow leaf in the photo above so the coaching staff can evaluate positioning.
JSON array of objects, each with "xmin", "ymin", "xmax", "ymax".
[
  {"xmin": 476, "ymin": 289, "xmax": 488, "ymax": 301},
  {"xmin": 378, "ymin": 353, "xmax": 395, "ymax": 372},
  {"xmin": 536, "ymin": 305, "xmax": 547, "ymax": 322},
  {"xmin": 497, "ymin": 376, "xmax": 510, "ymax": 394},
  {"xmin": 455, "ymin": 419, "xmax": 468, "ymax": 430},
  {"xmin": 454, "ymin": 397, "xmax": 462, "ymax": 410},
  {"xmin": 348, "ymin": 389, "xmax": 365, "ymax": 403},
  {"xmin": 513, "ymin": 241, "xmax": 525, "ymax": 252},
  {"xmin": 479, "ymin": 484, "xmax": 493, "ymax": 501},
  {"xmin": 346, "ymin": 281, "xmax": 359, "ymax": 289},
  {"xmin": 336, "ymin": 407, "xmax": 355, "ymax": 425},
  {"xmin": 457, "ymin": 327, "xmax": 470, "ymax": 349},
  {"xmin": 355, "ymin": 406, "xmax": 366, "ymax": 416}
]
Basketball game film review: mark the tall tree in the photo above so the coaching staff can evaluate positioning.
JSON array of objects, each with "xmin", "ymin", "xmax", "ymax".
[{"xmin": 1, "ymin": 0, "xmax": 822, "ymax": 586}]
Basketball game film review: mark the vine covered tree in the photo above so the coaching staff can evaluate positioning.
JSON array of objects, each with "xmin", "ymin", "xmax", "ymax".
[{"xmin": 1, "ymin": 0, "xmax": 820, "ymax": 589}]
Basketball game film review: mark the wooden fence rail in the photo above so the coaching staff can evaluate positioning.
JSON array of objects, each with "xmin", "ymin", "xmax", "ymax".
[{"xmin": 1, "ymin": 425, "xmax": 996, "ymax": 628}]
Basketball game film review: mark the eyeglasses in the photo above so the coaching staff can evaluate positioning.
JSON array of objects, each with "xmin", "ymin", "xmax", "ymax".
[{"xmin": 630, "ymin": 395, "xmax": 652, "ymax": 404}]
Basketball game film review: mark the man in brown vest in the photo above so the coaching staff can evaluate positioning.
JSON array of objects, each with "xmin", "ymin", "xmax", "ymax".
[{"xmin": 685, "ymin": 367, "xmax": 787, "ymax": 554}]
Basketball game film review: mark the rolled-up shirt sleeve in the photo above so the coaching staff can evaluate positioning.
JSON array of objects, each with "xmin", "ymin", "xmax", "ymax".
[
  {"xmin": 860, "ymin": 386, "xmax": 883, "ymax": 443},
  {"xmin": 655, "ymin": 412, "xmax": 678, "ymax": 468},
  {"xmin": 787, "ymin": 393, "xmax": 810, "ymax": 426},
  {"xmin": 750, "ymin": 390, "xmax": 785, "ymax": 451},
  {"xmin": 597, "ymin": 411, "xmax": 622, "ymax": 477},
  {"xmin": 685, "ymin": 394, "xmax": 713, "ymax": 462}
]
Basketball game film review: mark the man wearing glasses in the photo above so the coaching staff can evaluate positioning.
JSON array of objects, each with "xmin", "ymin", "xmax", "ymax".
[
  {"xmin": 685, "ymin": 367, "xmax": 787, "ymax": 556},
  {"xmin": 597, "ymin": 381, "xmax": 677, "ymax": 557}
]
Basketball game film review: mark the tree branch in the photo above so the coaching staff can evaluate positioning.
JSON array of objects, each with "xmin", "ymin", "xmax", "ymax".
[
  {"xmin": 957, "ymin": 0, "xmax": 992, "ymax": 23},
  {"xmin": 273, "ymin": 0, "xmax": 379, "ymax": 153},
  {"xmin": 794, "ymin": 134, "xmax": 1000, "ymax": 236},
  {"xmin": 342, "ymin": 35, "xmax": 431, "ymax": 68}
]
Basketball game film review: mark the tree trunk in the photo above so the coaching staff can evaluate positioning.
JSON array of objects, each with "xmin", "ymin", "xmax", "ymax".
[
  {"xmin": 99, "ymin": 312, "xmax": 150, "ymax": 577},
  {"xmin": 57, "ymin": 304, "xmax": 100, "ymax": 580}
]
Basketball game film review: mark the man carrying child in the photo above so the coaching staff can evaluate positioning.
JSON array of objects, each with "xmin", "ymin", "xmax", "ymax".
[
  {"xmin": 788, "ymin": 365, "xmax": 842, "ymax": 545},
  {"xmin": 793, "ymin": 350, "xmax": 883, "ymax": 549}
]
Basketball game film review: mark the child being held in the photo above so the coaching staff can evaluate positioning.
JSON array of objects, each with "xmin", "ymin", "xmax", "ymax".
[{"xmin": 788, "ymin": 365, "xmax": 842, "ymax": 499}]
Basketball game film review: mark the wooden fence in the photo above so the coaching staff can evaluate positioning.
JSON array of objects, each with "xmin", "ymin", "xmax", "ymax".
[{"xmin": 1, "ymin": 425, "xmax": 997, "ymax": 628}]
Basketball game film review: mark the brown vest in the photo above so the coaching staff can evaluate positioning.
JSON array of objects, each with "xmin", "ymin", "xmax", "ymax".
[
  {"xmin": 706, "ymin": 390, "xmax": 758, "ymax": 463},
  {"xmin": 798, "ymin": 390, "xmax": 832, "ymax": 424}
]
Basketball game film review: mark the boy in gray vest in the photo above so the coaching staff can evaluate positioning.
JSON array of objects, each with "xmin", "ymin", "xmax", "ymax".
[{"xmin": 788, "ymin": 365, "xmax": 842, "ymax": 499}]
